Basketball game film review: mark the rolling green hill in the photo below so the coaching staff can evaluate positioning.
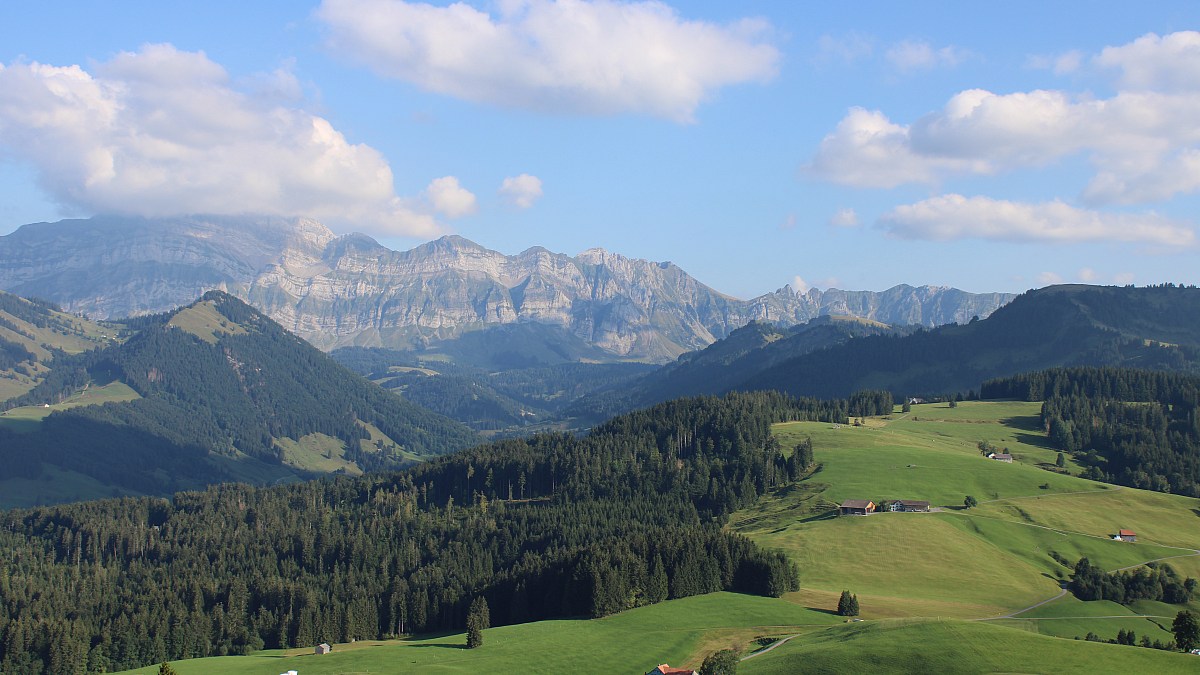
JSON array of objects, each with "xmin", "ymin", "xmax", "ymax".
[
  {"xmin": 0, "ymin": 291, "xmax": 479, "ymax": 507},
  {"xmin": 734, "ymin": 400, "xmax": 1200, "ymax": 645}
]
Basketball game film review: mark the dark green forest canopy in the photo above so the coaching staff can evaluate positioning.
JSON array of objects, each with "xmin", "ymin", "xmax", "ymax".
[
  {"xmin": 983, "ymin": 367, "xmax": 1200, "ymax": 497},
  {"xmin": 0, "ymin": 391, "xmax": 840, "ymax": 674}
]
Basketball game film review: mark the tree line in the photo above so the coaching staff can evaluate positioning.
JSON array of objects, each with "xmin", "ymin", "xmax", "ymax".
[
  {"xmin": 982, "ymin": 367, "xmax": 1200, "ymax": 497},
  {"xmin": 0, "ymin": 390, "xmax": 848, "ymax": 673}
]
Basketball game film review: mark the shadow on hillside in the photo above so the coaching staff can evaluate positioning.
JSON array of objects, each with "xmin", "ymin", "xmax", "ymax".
[
  {"xmin": 1011, "ymin": 431, "xmax": 1055, "ymax": 450},
  {"xmin": 1192, "ymin": 508, "xmax": 1200, "ymax": 519},
  {"xmin": 1000, "ymin": 415, "xmax": 1043, "ymax": 432},
  {"xmin": 404, "ymin": 643, "xmax": 467, "ymax": 650},
  {"xmin": 798, "ymin": 510, "xmax": 839, "ymax": 524}
]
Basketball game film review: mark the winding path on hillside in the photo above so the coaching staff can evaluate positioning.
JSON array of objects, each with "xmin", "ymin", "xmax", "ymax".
[
  {"xmin": 954, "ymin": 492, "xmax": 1200, "ymax": 622},
  {"xmin": 739, "ymin": 633, "xmax": 802, "ymax": 661}
]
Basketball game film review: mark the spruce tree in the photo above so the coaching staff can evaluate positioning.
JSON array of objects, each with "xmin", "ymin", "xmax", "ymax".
[
  {"xmin": 837, "ymin": 590, "xmax": 853, "ymax": 616},
  {"xmin": 466, "ymin": 597, "xmax": 490, "ymax": 649}
]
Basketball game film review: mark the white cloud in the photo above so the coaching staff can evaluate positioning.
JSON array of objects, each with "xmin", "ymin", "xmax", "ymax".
[
  {"xmin": 1095, "ymin": 31, "xmax": 1200, "ymax": 91},
  {"xmin": 807, "ymin": 31, "xmax": 1200, "ymax": 205},
  {"xmin": 424, "ymin": 176, "xmax": 477, "ymax": 218},
  {"xmin": 1038, "ymin": 271, "xmax": 1064, "ymax": 285},
  {"xmin": 315, "ymin": 0, "xmax": 779, "ymax": 123},
  {"xmin": 1026, "ymin": 50, "xmax": 1082, "ymax": 75},
  {"xmin": 1078, "ymin": 267, "xmax": 1097, "ymax": 282},
  {"xmin": 879, "ymin": 194, "xmax": 1196, "ymax": 246},
  {"xmin": 885, "ymin": 40, "xmax": 967, "ymax": 72},
  {"xmin": 829, "ymin": 208, "xmax": 860, "ymax": 228},
  {"xmin": 791, "ymin": 275, "xmax": 810, "ymax": 294},
  {"xmin": 499, "ymin": 173, "xmax": 544, "ymax": 208},
  {"xmin": 805, "ymin": 107, "xmax": 987, "ymax": 188},
  {"xmin": 815, "ymin": 32, "xmax": 873, "ymax": 64},
  {"xmin": 0, "ymin": 45, "xmax": 441, "ymax": 236}
]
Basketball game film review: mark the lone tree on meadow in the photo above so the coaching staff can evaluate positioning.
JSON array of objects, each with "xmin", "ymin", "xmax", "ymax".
[
  {"xmin": 964, "ymin": 495, "xmax": 978, "ymax": 509},
  {"xmin": 837, "ymin": 590, "xmax": 860, "ymax": 617},
  {"xmin": 1174, "ymin": 610, "xmax": 1199, "ymax": 652},
  {"xmin": 466, "ymin": 596, "xmax": 490, "ymax": 649}
]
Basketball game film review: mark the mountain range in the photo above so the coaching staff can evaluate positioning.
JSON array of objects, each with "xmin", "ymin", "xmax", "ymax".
[
  {"xmin": 0, "ymin": 215, "xmax": 1016, "ymax": 362},
  {"xmin": 637, "ymin": 283, "xmax": 1200, "ymax": 404}
]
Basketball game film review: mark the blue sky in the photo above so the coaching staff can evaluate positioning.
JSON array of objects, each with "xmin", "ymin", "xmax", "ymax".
[{"xmin": 1, "ymin": 1, "xmax": 1198, "ymax": 299}]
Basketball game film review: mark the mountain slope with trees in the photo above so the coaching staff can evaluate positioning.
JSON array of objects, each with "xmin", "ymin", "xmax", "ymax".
[
  {"xmin": 0, "ymin": 391, "xmax": 846, "ymax": 673},
  {"xmin": 734, "ymin": 284, "xmax": 1200, "ymax": 400},
  {"xmin": 0, "ymin": 292, "xmax": 478, "ymax": 505},
  {"xmin": 983, "ymin": 367, "xmax": 1200, "ymax": 497}
]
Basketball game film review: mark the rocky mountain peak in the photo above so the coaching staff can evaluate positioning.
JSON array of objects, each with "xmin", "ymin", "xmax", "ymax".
[{"xmin": 0, "ymin": 215, "xmax": 1019, "ymax": 361}]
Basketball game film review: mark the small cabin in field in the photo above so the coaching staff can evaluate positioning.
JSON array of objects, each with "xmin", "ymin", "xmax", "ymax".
[
  {"xmin": 315, "ymin": 642, "xmax": 332, "ymax": 655},
  {"xmin": 989, "ymin": 453, "xmax": 1013, "ymax": 463},
  {"xmin": 1113, "ymin": 529, "xmax": 1137, "ymax": 542},
  {"xmin": 890, "ymin": 500, "xmax": 930, "ymax": 512},
  {"xmin": 839, "ymin": 499, "xmax": 876, "ymax": 516},
  {"xmin": 648, "ymin": 664, "xmax": 697, "ymax": 675}
]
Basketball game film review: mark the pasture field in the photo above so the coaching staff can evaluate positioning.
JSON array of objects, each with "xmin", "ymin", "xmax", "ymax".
[
  {"xmin": 167, "ymin": 300, "xmax": 249, "ymax": 343},
  {"xmin": 735, "ymin": 400, "xmax": 1200, "ymax": 641},
  {"xmin": 275, "ymin": 432, "xmax": 364, "ymax": 475},
  {"xmin": 0, "ymin": 380, "xmax": 141, "ymax": 431},
  {"xmin": 739, "ymin": 618, "xmax": 1200, "ymax": 675},
  {"xmin": 117, "ymin": 592, "xmax": 840, "ymax": 674}
]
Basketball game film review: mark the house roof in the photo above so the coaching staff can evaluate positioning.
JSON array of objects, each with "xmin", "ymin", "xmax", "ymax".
[
  {"xmin": 993, "ymin": 454, "xmax": 1013, "ymax": 459},
  {"xmin": 899, "ymin": 500, "xmax": 930, "ymax": 507},
  {"xmin": 651, "ymin": 665, "xmax": 695, "ymax": 675},
  {"xmin": 1118, "ymin": 529, "xmax": 1136, "ymax": 536},
  {"xmin": 840, "ymin": 499, "xmax": 874, "ymax": 509}
]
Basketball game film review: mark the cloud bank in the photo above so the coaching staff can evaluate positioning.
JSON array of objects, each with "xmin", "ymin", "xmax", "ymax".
[
  {"xmin": 807, "ymin": 31, "xmax": 1200, "ymax": 206},
  {"xmin": 316, "ymin": 0, "xmax": 780, "ymax": 122},
  {"xmin": 880, "ymin": 194, "xmax": 1195, "ymax": 246},
  {"xmin": 0, "ymin": 44, "xmax": 443, "ymax": 236}
]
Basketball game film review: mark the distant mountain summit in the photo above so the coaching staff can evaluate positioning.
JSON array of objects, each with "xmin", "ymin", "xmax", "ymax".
[{"xmin": 0, "ymin": 215, "xmax": 1015, "ymax": 361}]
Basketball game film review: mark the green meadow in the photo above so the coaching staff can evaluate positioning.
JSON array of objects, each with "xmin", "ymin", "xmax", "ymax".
[
  {"xmin": 118, "ymin": 592, "xmax": 840, "ymax": 674},
  {"xmin": 0, "ymin": 380, "xmax": 140, "ymax": 431},
  {"xmin": 739, "ymin": 618, "xmax": 1200, "ymax": 675},
  {"xmin": 734, "ymin": 400, "xmax": 1200, "ymax": 641}
]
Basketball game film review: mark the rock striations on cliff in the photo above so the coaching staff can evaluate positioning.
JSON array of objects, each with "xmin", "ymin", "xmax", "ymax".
[{"xmin": 0, "ymin": 215, "xmax": 1015, "ymax": 361}]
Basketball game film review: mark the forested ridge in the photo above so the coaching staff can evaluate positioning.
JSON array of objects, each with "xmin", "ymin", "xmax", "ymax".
[
  {"xmin": 734, "ymin": 284, "xmax": 1200, "ymax": 400},
  {"xmin": 982, "ymin": 367, "xmax": 1200, "ymax": 496},
  {"xmin": 0, "ymin": 292, "xmax": 478, "ymax": 497},
  {"xmin": 0, "ymin": 391, "xmax": 845, "ymax": 673}
]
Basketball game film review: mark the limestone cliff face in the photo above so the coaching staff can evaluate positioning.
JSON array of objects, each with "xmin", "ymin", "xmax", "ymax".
[{"xmin": 0, "ymin": 216, "xmax": 1016, "ymax": 361}]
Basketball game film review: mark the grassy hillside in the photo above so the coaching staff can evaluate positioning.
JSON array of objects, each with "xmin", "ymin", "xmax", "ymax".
[
  {"xmin": 734, "ymin": 400, "xmax": 1200, "ymax": 642},
  {"xmin": 113, "ymin": 593, "xmax": 1200, "ymax": 675},
  {"xmin": 740, "ymin": 618, "xmax": 1200, "ymax": 675},
  {"xmin": 0, "ymin": 290, "xmax": 116, "ymax": 399},
  {"xmin": 114, "ymin": 593, "xmax": 837, "ymax": 674}
]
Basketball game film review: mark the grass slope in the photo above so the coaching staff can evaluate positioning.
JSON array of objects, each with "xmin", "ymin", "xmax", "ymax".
[
  {"xmin": 0, "ymin": 380, "xmax": 140, "ymax": 431},
  {"xmin": 117, "ymin": 593, "xmax": 840, "ymax": 674},
  {"xmin": 734, "ymin": 400, "xmax": 1200, "ymax": 639},
  {"xmin": 739, "ymin": 618, "xmax": 1200, "ymax": 675}
]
